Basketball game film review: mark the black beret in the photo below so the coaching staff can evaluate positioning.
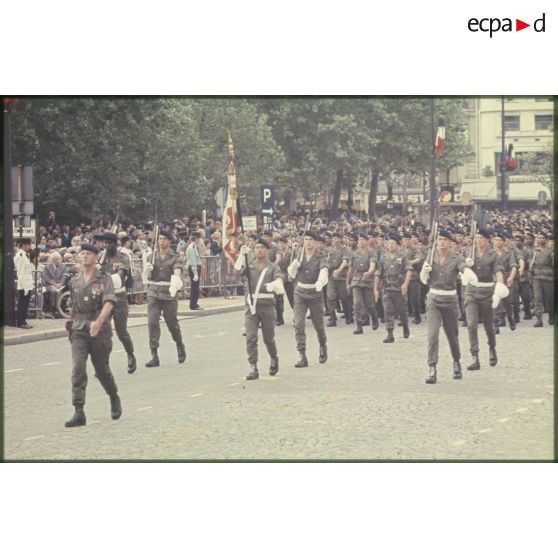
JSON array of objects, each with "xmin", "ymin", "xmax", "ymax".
[
  {"xmin": 120, "ymin": 235, "xmax": 130, "ymax": 243},
  {"xmin": 358, "ymin": 232, "xmax": 369, "ymax": 240},
  {"xmin": 93, "ymin": 234, "xmax": 105, "ymax": 241},
  {"xmin": 255, "ymin": 237, "xmax": 270, "ymax": 249},
  {"xmin": 303, "ymin": 230, "xmax": 319, "ymax": 241},
  {"xmin": 102, "ymin": 232, "xmax": 118, "ymax": 243},
  {"xmin": 402, "ymin": 232, "xmax": 412, "ymax": 239},
  {"xmin": 261, "ymin": 230, "xmax": 273, "ymax": 237},
  {"xmin": 437, "ymin": 228, "xmax": 452, "ymax": 240},
  {"xmin": 536, "ymin": 231, "xmax": 548, "ymax": 238},
  {"xmin": 81, "ymin": 243, "xmax": 99, "ymax": 254},
  {"xmin": 502, "ymin": 230, "xmax": 512, "ymax": 239},
  {"xmin": 388, "ymin": 234, "xmax": 401, "ymax": 244},
  {"xmin": 159, "ymin": 230, "xmax": 174, "ymax": 241},
  {"xmin": 189, "ymin": 231, "xmax": 201, "ymax": 239},
  {"xmin": 477, "ymin": 228, "xmax": 492, "ymax": 239},
  {"xmin": 368, "ymin": 231, "xmax": 378, "ymax": 238},
  {"xmin": 332, "ymin": 232, "xmax": 343, "ymax": 238},
  {"xmin": 16, "ymin": 237, "xmax": 32, "ymax": 245},
  {"xmin": 493, "ymin": 231, "xmax": 505, "ymax": 240},
  {"xmin": 249, "ymin": 233, "xmax": 259, "ymax": 240},
  {"xmin": 323, "ymin": 231, "xmax": 333, "ymax": 237},
  {"xmin": 278, "ymin": 236, "xmax": 288, "ymax": 243}
]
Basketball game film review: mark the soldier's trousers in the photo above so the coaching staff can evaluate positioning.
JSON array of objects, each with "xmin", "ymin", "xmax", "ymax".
[
  {"xmin": 351, "ymin": 285, "xmax": 376, "ymax": 324},
  {"xmin": 189, "ymin": 265, "xmax": 201, "ymax": 309},
  {"xmin": 245, "ymin": 304, "xmax": 277, "ymax": 364},
  {"xmin": 16, "ymin": 289, "xmax": 31, "ymax": 326},
  {"xmin": 383, "ymin": 290, "xmax": 408, "ymax": 330},
  {"xmin": 496, "ymin": 289, "xmax": 514, "ymax": 324},
  {"xmin": 426, "ymin": 294, "xmax": 460, "ymax": 366},
  {"xmin": 518, "ymin": 279, "xmax": 532, "ymax": 315},
  {"xmin": 293, "ymin": 290, "xmax": 327, "ymax": 351},
  {"xmin": 147, "ymin": 296, "xmax": 183, "ymax": 350},
  {"xmin": 112, "ymin": 297, "xmax": 134, "ymax": 355},
  {"xmin": 533, "ymin": 279, "xmax": 554, "ymax": 319},
  {"xmin": 284, "ymin": 281, "xmax": 295, "ymax": 309},
  {"xmin": 71, "ymin": 329, "xmax": 117, "ymax": 407},
  {"xmin": 327, "ymin": 279, "xmax": 349, "ymax": 315},
  {"xmin": 407, "ymin": 280, "xmax": 421, "ymax": 317},
  {"xmin": 464, "ymin": 297, "xmax": 496, "ymax": 356},
  {"xmin": 275, "ymin": 294, "xmax": 284, "ymax": 322}
]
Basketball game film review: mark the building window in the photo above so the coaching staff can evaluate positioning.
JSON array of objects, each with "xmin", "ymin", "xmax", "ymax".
[
  {"xmin": 535, "ymin": 114, "xmax": 553, "ymax": 130},
  {"xmin": 504, "ymin": 115, "xmax": 520, "ymax": 131},
  {"xmin": 535, "ymin": 97, "xmax": 552, "ymax": 102}
]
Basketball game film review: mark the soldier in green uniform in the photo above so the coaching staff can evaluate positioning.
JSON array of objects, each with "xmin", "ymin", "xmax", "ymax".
[
  {"xmin": 278, "ymin": 235, "xmax": 295, "ymax": 310},
  {"xmin": 531, "ymin": 232, "xmax": 554, "ymax": 327},
  {"xmin": 420, "ymin": 229, "xmax": 478, "ymax": 384},
  {"xmin": 346, "ymin": 232, "xmax": 378, "ymax": 334},
  {"xmin": 273, "ymin": 235, "xmax": 290, "ymax": 324},
  {"xmin": 401, "ymin": 232, "xmax": 423, "ymax": 324},
  {"xmin": 464, "ymin": 229, "xmax": 507, "ymax": 370},
  {"xmin": 514, "ymin": 234, "xmax": 533, "ymax": 320},
  {"xmin": 64, "ymin": 244, "xmax": 121, "ymax": 428},
  {"xmin": 326, "ymin": 232, "xmax": 351, "ymax": 326},
  {"xmin": 493, "ymin": 231, "xmax": 518, "ymax": 331},
  {"xmin": 99, "ymin": 232, "xmax": 137, "ymax": 373},
  {"xmin": 143, "ymin": 229, "xmax": 186, "ymax": 367},
  {"xmin": 287, "ymin": 230, "xmax": 329, "ymax": 367},
  {"xmin": 374, "ymin": 235, "xmax": 412, "ymax": 343},
  {"xmin": 234, "ymin": 238, "xmax": 285, "ymax": 379}
]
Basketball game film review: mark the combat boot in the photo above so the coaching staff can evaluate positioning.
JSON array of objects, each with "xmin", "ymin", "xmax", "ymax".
[
  {"xmin": 127, "ymin": 354, "xmax": 137, "ymax": 374},
  {"xmin": 402, "ymin": 323, "xmax": 410, "ymax": 339},
  {"xmin": 489, "ymin": 347, "xmax": 498, "ymax": 367},
  {"xmin": 513, "ymin": 311, "xmax": 520, "ymax": 324},
  {"xmin": 371, "ymin": 313, "xmax": 379, "ymax": 330},
  {"xmin": 246, "ymin": 363, "xmax": 259, "ymax": 380},
  {"xmin": 269, "ymin": 356, "xmax": 279, "ymax": 376},
  {"xmin": 177, "ymin": 343, "xmax": 186, "ymax": 363},
  {"xmin": 534, "ymin": 316, "xmax": 543, "ymax": 327},
  {"xmin": 276, "ymin": 316, "xmax": 285, "ymax": 326},
  {"xmin": 425, "ymin": 365, "xmax": 437, "ymax": 384},
  {"xmin": 65, "ymin": 406, "xmax": 86, "ymax": 428},
  {"xmin": 345, "ymin": 312, "xmax": 354, "ymax": 325},
  {"xmin": 549, "ymin": 315, "xmax": 555, "ymax": 326},
  {"xmin": 467, "ymin": 356, "xmax": 480, "ymax": 370},
  {"xmin": 294, "ymin": 350, "xmax": 308, "ymax": 368},
  {"xmin": 383, "ymin": 329, "xmax": 395, "ymax": 343},
  {"xmin": 453, "ymin": 361, "xmax": 462, "ymax": 380},
  {"xmin": 145, "ymin": 349, "xmax": 160, "ymax": 367},
  {"xmin": 524, "ymin": 310, "xmax": 533, "ymax": 320},
  {"xmin": 319, "ymin": 344, "xmax": 328, "ymax": 364},
  {"xmin": 412, "ymin": 312, "xmax": 422, "ymax": 325},
  {"xmin": 110, "ymin": 395, "xmax": 122, "ymax": 420},
  {"xmin": 509, "ymin": 317, "xmax": 516, "ymax": 331},
  {"xmin": 327, "ymin": 314, "xmax": 337, "ymax": 327},
  {"xmin": 362, "ymin": 315, "xmax": 370, "ymax": 326},
  {"xmin": 353, "ymin": 322, "xmax": 363, "ymax": 335}
]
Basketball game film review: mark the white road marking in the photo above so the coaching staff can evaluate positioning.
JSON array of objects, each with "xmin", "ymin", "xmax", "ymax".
[
  {"xmin": 191, "ymin": 393, "xmax": 204, "ymax": 398},
  {"xmin": 43, "ymin": 362, "xmax": 60, "ymax": 367},
  {"xmin": 89, "ymin": 420, "xmax": 100, "ymax": 425},
  {"xmin": 531, "ymin": 399, "xmax": 545, "ymax": 404},
  {"xmin": 497, "ymin": 417, "xmax": 511, "ymax": 423},
  {"xmin": 194, "ymin": 334, "xmax": 207, "ymax": 339},
  {"xmin": 113, "ymin": 349, "xmax": 125, "ymax": 353},
  {"xmin": 5, "ymin": 368, "xmax": 24, "ymax": 373},
  {"xmin": 217, "ymin": 331, "xmax": 227, "ymax": 335},
  {"xmin": 477, "ymin": 428, "xmax": 493, "ymax": 434},
  {"xmin": 24, "ymin": 435, "xmax": 44, "ymax": 441},
  {"xmin": 516, "ymin": 407, "xmax": 529, "ymax": 413},
  {"xmin": 451, "ymin": 440, "xmax": 467, "ymax": 447},
  {"xmin": 229, "ymin": 382, "xmax": 239, "ymax": 386},
  {"xmin": 360, "ymin": 347, "xmax": 370, "ymax": 352},
  {"xmin": 137, "ymin": 406, "xmax": 152, "ymax": 412}
]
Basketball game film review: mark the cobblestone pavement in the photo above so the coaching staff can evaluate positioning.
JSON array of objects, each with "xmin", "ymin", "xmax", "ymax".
[{"xmin": 3, "ymin": 308, "xmax": 554, "ymax": 461}]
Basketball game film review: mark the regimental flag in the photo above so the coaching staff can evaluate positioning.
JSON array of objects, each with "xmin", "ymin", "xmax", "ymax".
[
  {"xmin": 435, "ymin": 117, "xmax": 446, "ymax": 157},
  {"xmin": 222, "ymin": 131, "xmax": 240, "ymax": 264},
  {"xmin": 505, "ymin": 143, "xmax": 517, "ymax": 171}
]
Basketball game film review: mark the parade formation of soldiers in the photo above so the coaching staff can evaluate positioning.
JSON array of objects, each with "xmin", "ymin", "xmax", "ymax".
[{"xmin": 56, "ymin": 208, "xmax": 554, "ymax": 428}]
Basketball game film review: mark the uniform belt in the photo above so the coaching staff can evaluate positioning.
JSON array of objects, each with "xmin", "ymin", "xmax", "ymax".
[
  {"xmin": 146, "ymin": 280, "xmax": 171, "ymax": 286},
  {"xmin": 297, "ymin": 282, "xmax": 316, "ymax": 289},
  {"xmin": 247, "ymin": 293, "xmax": 274, "ymax": 299},
  {"xmin": 114, "ymin": 287, "xmax": 126, "ymax": 294},
  {"xmin": 429, "ymin": 288, "xmax": 457, "ymax": 296},
  {"xmin": 475, "ymin": 282, "xmax": 494, "ymax": 288}
]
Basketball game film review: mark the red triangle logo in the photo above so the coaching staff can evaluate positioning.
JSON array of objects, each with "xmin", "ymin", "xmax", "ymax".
[{"xmin": 516, "ymin": 19, "xmax": 530, "ymax": 31}]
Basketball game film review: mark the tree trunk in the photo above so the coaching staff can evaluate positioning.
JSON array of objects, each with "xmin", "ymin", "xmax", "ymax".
[
  {"xmin": 347, "ymin": 178, "xmax": 353, "ymax": 212},
  {"xmin": 402, "ymin": 175, "xmax": 408, "ymax": 214},
  {"xmin": 331, "ymin": 169, "xmax": 343, "ymax": 222},
  {"xmin": 368, "ymin": 170, "xmax": 379, "ymax": 219}
]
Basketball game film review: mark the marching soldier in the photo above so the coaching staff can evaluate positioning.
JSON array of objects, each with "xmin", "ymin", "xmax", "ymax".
[
  {"xmin": 464, "ymin": 229, "xmax": 507, "ymax": 370},
  {"xmin": 326, "ymin": 232, "xmax": 351, "ymax": 326},
  {"xmin": 347, "ymin": 232, "xmax": 378, "ymax": 334},
  {"xmin": 277, "ymin": 235, "xmax": 295, "ymax": 310},
  {"xmin": 287, "ymin": 230, "xmax": 329, "ymax": 367},
  {"xmin": 531, "ymin": 232, "xmax": 554, "ymax": 327},
  {"xmin": 234, "ymin": 238, "xmax": 285, "ymax": 380},
  {"xmin": 273, "ymin": 235, "xmax": 290, "ymax": 324},
  {"xmin": 493, "ymin": 231, "xmax": 518, "ymax": 331},
  {"xmin": 514, "ymin": 234, "xmax": 533, "ymax": 320},
  {"xmin": 143, "ymin": 230, "xmax": 186, "ymax": 367},
  {"xmin": 64, "ymin": 244, "xmax": 121, "ymax": 427},
  {"xmin": 374, "ymin": 235, "xmax": 412, "ymax": 343},
  {"xmin": 401, "ymin": 232, "xmax": 423, "ymax": 324},
  {"xmin": 420, "ymin": 229, "xmax": 478, "ymax": 384},
  {"xmin": 99, "ymin": 232, "xmax": 137, "ymax": 373}
]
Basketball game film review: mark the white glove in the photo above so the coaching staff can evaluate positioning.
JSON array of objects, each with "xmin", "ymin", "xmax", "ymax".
[
  {"xmin": 465, "ymin": 257, "xmax": 474, "ymax": 267},
  {"xmin": 420, "ymin": 261, "xmax": 432, "ymax": 285},
  {"xmin": 234, "ymin": 253, "xmax": 245, "ymax": 271},
  {"xmin": 494, "ymin": 282, "xmax": 509, "ymax": 299},
  {"xmin": 314, "ymin": 268, "xmax": 329, "ymax": 291},
  {"xmin": 110, "ymin": 273, "xmax": 122, "ymax": 290},
  {"xmin": 461, "ymin": 267, "xmax": 478, "ymax": 287},
  {"xmin": 169, "ymin": 275, "xmax": 183, "ymax": 297},
  {"xmin": 193, "ymin": 274, "xmax": 199, "ymax": 282},
  {"xmin": 492, "ymin": 294, "xmax": 501, "ymax": 309},
  {"xmin": 314, "ymin": 280, "xmax": 326, "ymax": 292},
  {"xmin": 240, "ymin": 245, "xmax": 249, "ymax": 256},
  {"xmin": 265, "ymin": 278, "xmax": 285, "ymax": 295},
  {"xmin": 287, "ymin": 259, "xmax": 301, "ymax": 278},
  {"xmin": 24, "ymin": 289, "xmax": 31, "ymax": 296},
  {"xmin": 142, "ymin": 261, "xmax": 154, "ymax": 283}
]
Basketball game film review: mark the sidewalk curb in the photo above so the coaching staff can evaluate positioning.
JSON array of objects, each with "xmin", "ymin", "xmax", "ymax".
[{"xmin": 3, "ymin": 303, "xmax": 245, "ymax": 346}]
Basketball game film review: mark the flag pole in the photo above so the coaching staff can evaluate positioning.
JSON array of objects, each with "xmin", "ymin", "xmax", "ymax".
[
  {"xmin": 429, "ymin": 98, "xmax": 438, "ymax": 229},
  {"xmin": 236, "ymin": 193, "xmax": 254, "ymax": 308}
]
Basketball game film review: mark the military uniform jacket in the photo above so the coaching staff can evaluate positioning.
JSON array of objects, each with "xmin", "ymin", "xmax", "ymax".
[
  {"xmin": 328, "ymin": 247, "xmax": 350, "ymax": 279},
  {"xmin": 147, "ymin": 249, "xmax": 184, "ymax": 300},
  {"xmin": 466, "ymin": 248, "xmax": 505, "ymax": 302},
  {"xmin": 350, "ymin": 249, "xmax": 377, "ymax": 287},
  {"xmin": 14, "ymin": 248, "xmax": 34, "ymax": 291},
  {"xmin": 70, "ymin": 268, "xmax": 116, "ymax": 334},
  {"xmin": 496, "ymin": 248, "xmax": 517, "ymax": 279},
  {"xmin": 429, "ymin": 251, "xmax": 467, "ymax": 291},
  {"xmin": 531, "ymin": 246, "xmax": 553, "ymax": 281},
  {"xmin": 295, "ymin": 250, "xmax": 328, "ymax": 292},
  {"xmin": 519, "ymin": 246, "xmax": 533, "ymax": 279},
  {"xmin": 100, "ymin": 250, "xmax": 130, "ymax": 298},
  {"xmin": 278, "ymin": 247, "xmax": 294, "ymax": 273},
  {"xmin": 402, "ymin": 246, "xmax": 420, "ymax": 281},
  {"xmin": 376, "ymin": 252, "xmax": 412, "ymax": 292},
  {"xmin": 242, "ymin": 256, "xmax": 285, "ymax": 307}
]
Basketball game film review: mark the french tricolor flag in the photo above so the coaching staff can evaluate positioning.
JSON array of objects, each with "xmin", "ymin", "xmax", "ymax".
[
  {"xmin": 435, "ymin": 117, "xmax": 446, "ymax": 156},
  {"xmin": 505, "ymin": 143, "xmax": 517, "ymax": 171}
]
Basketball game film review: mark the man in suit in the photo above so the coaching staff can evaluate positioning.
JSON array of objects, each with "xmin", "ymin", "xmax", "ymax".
[{"xmin": 43, "ymin": 251, "xmax": 68, "ymax": 316}]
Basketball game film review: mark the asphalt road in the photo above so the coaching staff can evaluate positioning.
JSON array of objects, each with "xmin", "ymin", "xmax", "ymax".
[{"xmin": 3, "ymin": 309, "xmax": 554, "ymax": 460}]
